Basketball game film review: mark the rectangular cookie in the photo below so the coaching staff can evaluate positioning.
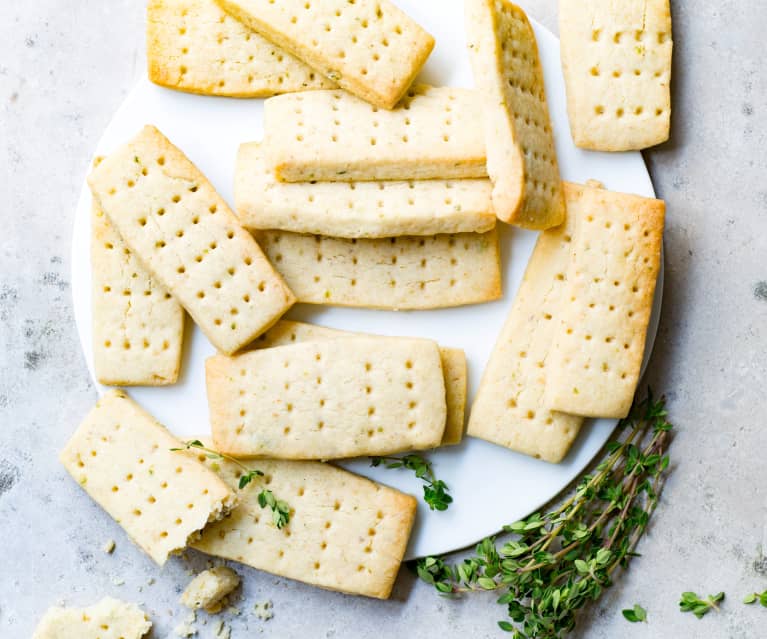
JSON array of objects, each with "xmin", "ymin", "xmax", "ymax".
[
  {"xmin": 88, "ymin": 125, "xmax": 295, "ymax": 355},
  {"xmin": 234, "ymin": 142, "xmax": 496, "ymax": 238},
  {"xmin": 91, "ymin": 198, "xmax": 185, "ymax": 386},
  {"xmin": 465, "ymin": 0, "xmax": 564, "ymax": 229},
  {"xmin": 213, "ymin": 0, "xmax": 434, "ymax": 109},
  {"xmin": 252, "ymin": 320, "xmax": 467, "ymax": 446},
  {"xmin": 60, "ymin": 390, "xmax": 236, "ymax": 565},
  {"xmin": 32, "ymin": 598, "xmax": 151, "ymax": 639},
  {"xmin": 544, "ymin": 183, "xmax": 665, "ymax": 418},
  {"xmin": 255, "ymin": 229, "xmax": 502, "ymax": 310},
  {"xmin": 559, "ymin": 0, "xmax": 673, "ymax": 151},
  {"xmin": 147, "ymin": 0, "xmax": 334, "ymax": 97},
  {"xmin": 262, "ymin": 86, "xmax": 488, "ymax": 182},
  {"xmin": 207, "ymin": 337, "xmax": 447, "ymax": 458},
  {"xmin": 191, "ymin": 454, "xmax": 416, "ymax": 599},
  {"xmin": 467, "ymin": 202, "xmax": 583, "ymax": 463}
]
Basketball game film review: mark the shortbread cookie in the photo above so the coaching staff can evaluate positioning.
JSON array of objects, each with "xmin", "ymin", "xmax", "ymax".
[
  {"xmin": 214, "ymin": 0, "xmax": 434, "ymax": 108},
  {"xmin": 88, "ymin": 125, "xmax": 295, "ymax": 354},
  {"xmin": 465, "ymin": 0, "xmax": 564, "ymax": 229},
  {"xmin": 147, "ymin": 0, "xmax": 334, "ymax": 97},
  {"xmin": 467, "ymin": 203, "xmax": 582, "ymax": 463},
  {"xmin": 559, "ymin": 0, "xmax": 673, "ymax": 151},
  {"xmin": 256, "ymin": 229, "xmax": 502, "ymax": 310},
  {"xmin": 192, "ymin": 454, "xmax": 416, "ymax": 599},
  {"xmin": 252, "ymin": 320, "xmax": 467, "ymax": 446},
  {"xmin": 263, "ymin": 86, "xmax": 488, "ymax": 182},
  {"xmin": 545, "ymin": 183, "xmax": 665, "ymax": 418},
  {"xmin": 91, "ymin": 199, "xmax": 184, "ymax": 386},
  {"xmin": 207, "ymin": 337, "xmax": 447, "ymax": 458},
  {"xmin": 181, "ymin": 566, "xmax": 240, "ymax": 613},
  {"xmin": 60, "ymin": 390, "xmax": 236, "ymax": 565},
  {"xmin": 439, "ymin": 346, "xmax": 469, "ymax": 446},
  {"xmin": 32, "ymin": 598, "xmax": 151, "ymax": 639},
  {"xmin": 234, "ymin": 143, "xmax": 495, "ymax": 238}
]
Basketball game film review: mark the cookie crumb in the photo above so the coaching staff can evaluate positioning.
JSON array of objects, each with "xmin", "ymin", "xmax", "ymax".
[{"xmin": 254, "ymin": 600, "xmax": 273, "ymax": 622}]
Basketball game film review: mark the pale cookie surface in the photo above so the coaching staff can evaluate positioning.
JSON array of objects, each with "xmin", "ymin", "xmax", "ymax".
[
  {"xmin": 234, "ymin": 143, "xmax": 495, "ymax": 238},
  {"xmin": 213, "ymin": 0, "xmax": 434, "ymax": 109},
  {"xmin": 208, "ymin": 337, "xmax": 447, "ymax": 458},
  {"xmin": 59, "ymin": 390, "xmax": 236, "ymax": 565},
  {"xmin": 147, "ymin": 0, "xmax": 334, "ymax": 97},
  {"xmin": 88, "ymin": 125, "xmax": 295, "ymax": 355},
  {"xmin": 180, "ymin": 566, "xmax": 241, "ymax": 613},
  {"xmin": 467, "ymin": 204, "xmax": 583, "ymax": 463},
  {"xmin": 252, "ymin": 320, "xmax": 467, "ymax": 446},
  {"xmin": 92, "ymin": 199, "xmax": 184, "ymax": 386},
  {"xmin": 191, "ymin": 454, "xmax": 417, "ymax": 599},
  {"xmin": 32, "ymin": 597, "xmax": 151, "ymax": 639},
  {"xmin": 263, "ymin": 86, "xmax": 488, "ymax": 182},
  {"xmin": 559, "ymin": 0, "xmax": 672, "ymax": 151},
  {"xmin": 465, "ymin": 0, "xmax": 564, "ymax": 229},
  {"xmin": 545, "ymin": 183, "xmax": 665, "ymax": 418},
  {"xmin": 256, "ymin": 229, "xmax": 502, "ymax": 310}
]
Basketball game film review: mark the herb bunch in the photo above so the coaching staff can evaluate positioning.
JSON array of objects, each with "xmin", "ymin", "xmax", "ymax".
[
  {"xmin": 370, "ymin": 454, "xmax": 453, "ymax": 511},
  {"xmin": 416, "ymin": 391, "xmax": 672, "ymax": 638},
  {"xmin": 172, "ymin": 440, "xmax": 291, "ymax": 529}
]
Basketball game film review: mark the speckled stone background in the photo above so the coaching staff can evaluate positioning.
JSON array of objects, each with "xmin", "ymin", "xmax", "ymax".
[{"xmin": 1, "ymin": 1, "xmax": 766, "ymax": 637}]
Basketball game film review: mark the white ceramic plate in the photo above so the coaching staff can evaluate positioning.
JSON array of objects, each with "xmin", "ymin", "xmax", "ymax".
[{"xmin": 71, "ymin": 2, "xmax": 661, "ymax": 561}]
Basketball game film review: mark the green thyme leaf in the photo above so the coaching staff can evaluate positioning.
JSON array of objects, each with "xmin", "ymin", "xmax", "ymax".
[{"xmin": 622, "ymin": 604, "xmax": 647, "ymax": 622}]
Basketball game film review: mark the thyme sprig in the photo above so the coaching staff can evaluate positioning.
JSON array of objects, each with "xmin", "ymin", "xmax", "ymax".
[
  {"xmin": 370, "ymin": 454, "xmax": 453, "ymax": 511},
  {"xmin": 415, "ymin": 391, "xmax": 672, "ymax": 638},
  {"xmin": 172, "ymin": 440, "xmax": 290, "ymax": 529},
  {"xmin": 743, "ymin": 590, "xmax": 767, "ymax": 606},
  {"xmin": 679, "ymin": 591, "xmax": 724, "ymax": 618}
]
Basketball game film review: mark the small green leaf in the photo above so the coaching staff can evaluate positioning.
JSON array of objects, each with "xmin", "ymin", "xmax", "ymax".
[
  {"xmin": 744, "ymin": 593, "xmax": 757, "ymax": 604},
  {"xmin": 552, "ymin": 589, "xmax": 561, "ymax": 612},
  {"xmin": 574, "ymin": 559, "xmax": 590, "ymax": 574},
  {"xmin": 622, "ymin": 609, "xmax": 638, "ymax": 622},
  {"xmin": 478, "ymin": 577, "xmax": 497, "ymax": 590},
  {"xmin": 497, "ymin": 621, "xmax": 515, "ymax": 632},
  {"xmin": 635, "ymin": 605, "xmax": 647, "ymax": 621}
]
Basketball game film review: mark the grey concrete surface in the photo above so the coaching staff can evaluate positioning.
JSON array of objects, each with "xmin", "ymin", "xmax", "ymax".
[{"xmin": 1, "ymin": 1, "xmax": 766, "ymax": 637}]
